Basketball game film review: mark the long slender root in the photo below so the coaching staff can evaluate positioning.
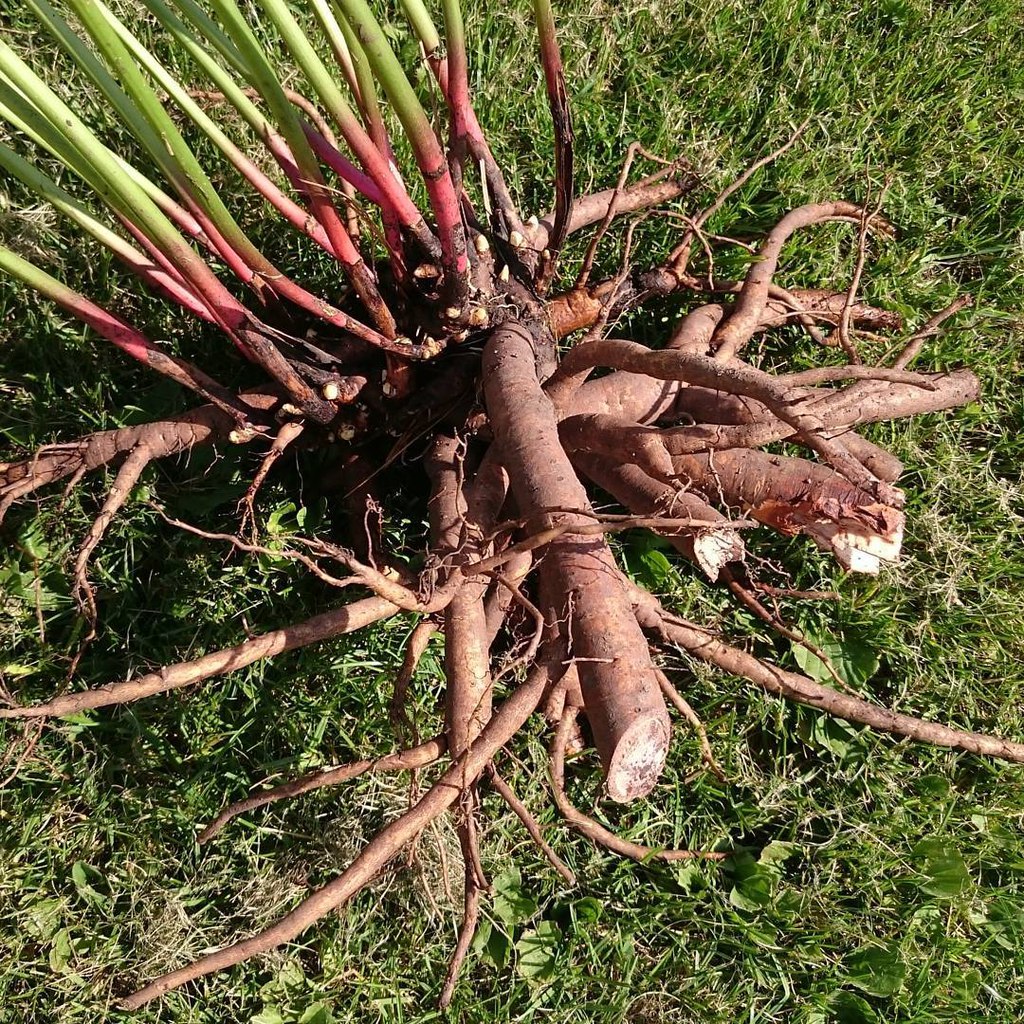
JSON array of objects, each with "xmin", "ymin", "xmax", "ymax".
[
  {"xmin": 0, "ymin": 391, "xmax": 278, "ymax": 521},
  {"xmin": 550, "ymin": 707, "xmax": 727, "ymax": 863},
  {"xmin": 439, "ymin": 864, "xmax": 483, "ymax": 1009},
  {"xmin": 488, "ymin": 764, "xmax": 576, "ymax": 884},
  {"xmin": 120, "ymin": 662, "xmax": 553, "ymax": 1008},
  {"xmin": 653, "ymin": 668, "xmax": 726, "ymax": 783},
  {"xmin": 390, "ymin": 619, "xmax": 439, "ymax": 741},
  {"xmin": 0, "ymin": 596, "xmax": 398, "ymax": 719},
  {"xmin": 72, "ymin": 444, "xmax": 153, "ymax": 624},
  {"xmin": 198, "ymin": 737, "xmax": 446, "ymax": 844},
  {"xmin": 631, "ymin": 588, "xmax": 1024, "ymax": 763},
  {"xmin": 238, "ymin": 420, "xmax": 305, "ymax": 538}
]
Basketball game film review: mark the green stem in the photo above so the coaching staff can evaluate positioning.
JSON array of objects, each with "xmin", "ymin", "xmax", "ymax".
[
  {"xmin": 0, "ymin": 142, "xmax": 212, "ymax": 320},
  {"xmin": 398, "ymin": 0, "xmax": 524, "ymax": 238},
  {"xmin": 0, "ymin": 244, "xmax": 242, "ymax": 414},
  {"xmin": 532, "ymin": 0, "xmax": 574, "ymax": 262},
  {"xmin": 0, "ymin": 40, "xmax": 334, "ymax": 421},
  {"xmin": 335, "ymin": 0, "xmax": 469, "ymax": 302},
  {"xmin": 97, "ymin": 3, "xmax": 341, "ymax": 259},
  {"xmin": 141, "ymin": 0, "xmax": 384, "ymax": 208},
  {"xmin": 441, "ymin": 0, "xmax": 471, "ymax": 142},
  {"xmin": 256, "ymin": 0, "xmax": 424, "ymax": 271}
]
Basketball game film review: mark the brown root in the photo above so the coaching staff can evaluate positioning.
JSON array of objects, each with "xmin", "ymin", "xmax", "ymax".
[
  {"xmin": 571, "ymin": 452, "xmax": 744, "ymax": 580},
  {"xmin": 653, "ymin": 668, "xmax": 726, "ymax": 783},
  {"xmin": 198, "ymin": 737, "xmax": 446, "ymax": 844},
  {"xmin": 550, "ymin": 707, "xmax": 727, "ymax": 863},
  {"xmin": 484, "ymin": 322, "xmax": 671, "ymax": 802},
  {"xmin": 1, "ymin": 128, "xmax": 1008, "ymax": 1017},
  {"xmin": 238, "ymin": 420, "xmax": 305, "ymax": 538},
  {"xmin": 672, "ymin": 447, "xmax": 905, "ymax": 574},
  {"xmin": 390, "ymin": 619, "xmax": 439, "ymax": 740},
  {"xmin": 631, "ymin": 588, "xmax": 1024, "ymax": 763},
  {"xmin": 488, "ymin": 764, "xmax": 576, "ymax": 884},
  {"xmin": 119, "ymin": 660, "xmax": 554, "ymax": 1008},
  {"xmin": 0, "ymin": 596, "xmax": 398, "ymax": 719},
  {"xmin": 438, "ymin": 852, "xmax": 484, "ymax": 1009},
  {"xmin": 72, "ymin": 444, "xmax": 153, "ymax": 624},
  {"xmin": 0, "ymin": 390, "xmax": 279, "ymax": 521},
  {"xmin": 530, "ymin": 163, "xmax": 699, "ymax": 253},
  {"xmin": 709, "ymin": 202, "xmax": 893, "ymax": 362}
]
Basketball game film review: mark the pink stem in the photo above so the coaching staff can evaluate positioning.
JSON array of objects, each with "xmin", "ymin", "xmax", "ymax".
[
  {"xmin": 187, "ymin": 207, "xmax": 392, "ymax": 349},
  {"xmin": 302, "ymin": 124, "xmax": 384, "ymax": 207},
  {"xmin": 116, "ymin": 217, "xmax": 216, "ymax": 322},
  {"xmin": 46, "ymin": 282, "xmax": 241, "ymax": 412}
]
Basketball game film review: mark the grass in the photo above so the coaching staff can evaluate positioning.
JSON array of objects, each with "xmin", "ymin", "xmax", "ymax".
[{"xmin": 1, "ymin": 0, "xmax": 1023, "ymax": 1021}]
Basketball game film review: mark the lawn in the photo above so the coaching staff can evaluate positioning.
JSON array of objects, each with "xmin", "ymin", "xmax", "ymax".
[{"xmin": 1, "ymin": 0, "xmax": 1023, "ymax": 1021}]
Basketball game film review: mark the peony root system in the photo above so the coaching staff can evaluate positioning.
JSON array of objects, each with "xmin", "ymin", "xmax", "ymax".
[{"xmin": 0, "ymin": 0, "xmax": 1014, "ymax": 1010}]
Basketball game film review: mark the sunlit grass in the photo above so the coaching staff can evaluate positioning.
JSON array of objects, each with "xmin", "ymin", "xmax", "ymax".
[{"xmin": 1, "ymin": 1, "xmax": 1023, "ymax": 1021}]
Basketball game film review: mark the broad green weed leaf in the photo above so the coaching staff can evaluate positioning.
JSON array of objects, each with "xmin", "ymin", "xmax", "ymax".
[
  {"xmin": 515, "ymin": 920, "xmax": 560, "ymax": 983},
  {"xmin": 48, "ymin": 928, "xmax": 73, "ymax": 973},
  {"xmin": 24, "ymin": 898, "xmax": 62, "ymax": 940},
  {"xmin": 70, "ymin": 861, "xmax": 106, "ymax": 907},
  {"xmin": 845, "ymin": 942, "xmax": 905, "ymax": 997},
  {"xmin": 250, "ymin": 1010, "xmax": 286, "ymax": 1024},
  {"xmin": 483, "ymin": 924, "xmax": 511, "ymax": 970},
  {"xmin": 492, "ymin": 867, "xmax": 537, "ymax": 927},
  {"xmin": 792, "ymin": 630, "xmax": 879, "ymax": 687},
  {"xmin": 297, "ymin": 1003, "xmax": 332, "ymax": 1024},
  {"xmin": 826, "ymin": 990, "xmax": 877, "ymax": 1023},
  {"xmin": 913, "ymin": 839, "xmax": 971, "ymax": 897}
]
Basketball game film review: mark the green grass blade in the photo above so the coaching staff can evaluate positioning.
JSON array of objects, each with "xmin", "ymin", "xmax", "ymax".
[{"xmin": 62, "ymin": 0, "xmax": 265, "ymax": 270}]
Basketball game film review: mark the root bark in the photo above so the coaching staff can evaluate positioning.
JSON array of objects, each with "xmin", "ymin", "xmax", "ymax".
[{"xmin": 2, "ymin": 163, "xmax": 1007, "ymax": 1013}]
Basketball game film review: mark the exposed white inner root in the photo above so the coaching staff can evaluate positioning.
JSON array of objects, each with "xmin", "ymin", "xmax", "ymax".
[
  {"xmin": 692, "ymin": 528, "xmax": 746, "ymax": 581},
  {"xmin": 605, "ymin": 711, "xmax": 671, "ymax": 802},
  {"xmin": 807, "ymin": 516, "xmax": 905, "ymax": 574}
]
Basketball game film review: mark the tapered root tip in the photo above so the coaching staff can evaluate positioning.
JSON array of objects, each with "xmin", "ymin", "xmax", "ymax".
[{"xmin": 605, "ymin": 711, "xmax": 671, "ymax": 803}]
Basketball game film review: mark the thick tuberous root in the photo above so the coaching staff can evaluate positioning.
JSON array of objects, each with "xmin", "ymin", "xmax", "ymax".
[{"xmin": 4, "ymin": 166, "xmax": 1013, "ymax": 1013}]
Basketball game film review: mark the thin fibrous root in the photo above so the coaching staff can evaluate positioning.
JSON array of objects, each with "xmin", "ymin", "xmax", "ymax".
[
  {"xmin": 653, "ymin": 668, "xmax": 726, "ymax": 783},
  {"xmin": 438, "ymin": 827, "xmax": 484, "ymax": 1010},
  {"xmin": 488, "ymin": 764, "xmax": 576, "ymax": 884},
  {"xmin": 0, "ymin": 596, "xmax": 398, "ymax": 719},
  {"xmin": 892, "ymin": 295, "xmax": 974, "ymax": 370},
  {"xmin": 0, "ymin": 721, "xmax": 44, "ymax": 790},
  {"xmin": 390, "ymin": 619, "xmax": 439, "ymax": 741},
  {"xmin": 239, "ymin": 420, "xmax": 305, "ymax": 538},
  {"xmin": 156, "ymin": 514, "xmax": 451, "ymax": 614},
  {"xmin": 197, "ymin": 737, "xmax": 446, "ymax": 844},
  {"xmin": 720, "ymin": 566, "xmax": 851, "ymax": 693},
  {"xmin": 709, "ymin": 201, "xmax": 894, "ymax": 362},
  {"xmin": 550, "ymin": 706, "xmax": 728, "ymax": 863},
  {"xmin": 0, "ymin": 390, "xmax": 278, "ymax": 522},
  {"xmin": 440, "ymin": 791, "xmax": 488, "ymax": 1008},
  {"xmin": 630, "ymin": 587, "xmax": 1024, "ymax": 763},
  {"xmin": 120, "ymin": 660, "xmax": 554, "ymax": 1008},
  {"xmin": 669, "ymin": 121, "xmax": 809, "ymax": 277},
  {"xmin": 72, "ymin": 444, "xmax": 152, "ymax": 624}
]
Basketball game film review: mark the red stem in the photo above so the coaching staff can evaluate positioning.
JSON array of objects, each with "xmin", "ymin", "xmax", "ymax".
[{"xmin": 115, "ymin": 216, "xmax": 215, "ymax": 322}]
